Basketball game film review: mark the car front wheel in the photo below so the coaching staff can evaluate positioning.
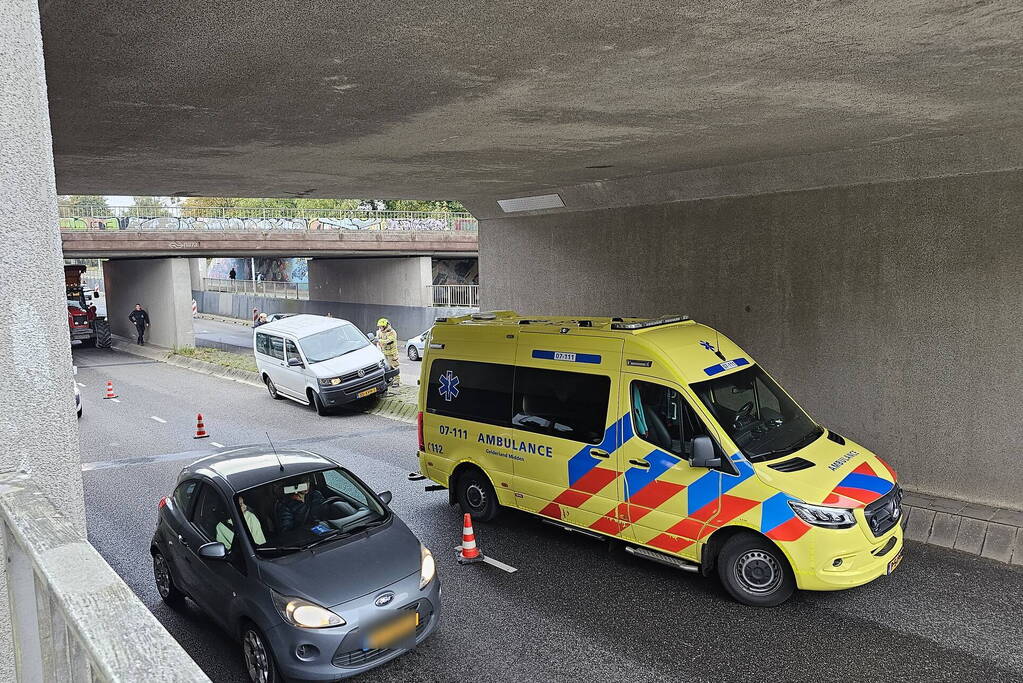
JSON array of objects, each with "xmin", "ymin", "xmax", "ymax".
[
  {"xmin": 717, "ymin": 533, "xmax": 795, "ymax": 607},
  {"xmin": 407, "ymin": 344, "xmax": 420, "ymax": 361},
  {"xmin": 242, "ymin": 624, "xmax": 280, "ymax": 683}
]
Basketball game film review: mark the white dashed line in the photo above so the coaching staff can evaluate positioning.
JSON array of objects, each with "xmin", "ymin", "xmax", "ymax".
[
  {"xmin": 481, "ymin": 556, "xmax": 518, "ymax": 573},
  {"xmin": 109, "ymin": 398, "xmax": 120, "ymax": 403},
  {"xmin": 210, "ymin": 442, "xmax": 224, "ymax": 448},
  {"xmin": 76, "ymin": 382, "xmax": 86, "ymax": 387},
  {"xmin": 150, "ymin": 416, "xmax": 166, "ymax": 423}
]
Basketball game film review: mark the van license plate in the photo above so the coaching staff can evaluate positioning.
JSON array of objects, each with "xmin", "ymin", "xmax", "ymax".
[
  {"xmin": 357, "ymin": 387, "xmax": 378, "ymax": 399},
  {"xmin": 887, "ymin": 548, "xmax": 904, "ymax": 575},
  {"xmin": 366, "ymin": 611, "xmax": 418, "ymax": 650}
]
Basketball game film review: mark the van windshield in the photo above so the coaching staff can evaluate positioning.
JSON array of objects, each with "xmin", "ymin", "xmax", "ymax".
[
  {"xmin": 691, "ymin": 365, "xmax": 822, "ymax": 462},
  {"xmin": 299, "ymin": 324, "xmax": 369, "ymax": 363}
]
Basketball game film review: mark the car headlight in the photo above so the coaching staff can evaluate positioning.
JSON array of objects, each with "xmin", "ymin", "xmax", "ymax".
[
  {"xmin": 318, "ymin": 377, "xmax": 342, "ymax": 386},
  {"xmin": 419, "ymin": 544, "xmax": 436, "ymax": 589},
  {"xmin": 788, "ymin": 501, "xmax": 857, "ymax": 529},
  {"xmin": 271, "ymin": 590, "xmax": 346, "ymax": 629}
]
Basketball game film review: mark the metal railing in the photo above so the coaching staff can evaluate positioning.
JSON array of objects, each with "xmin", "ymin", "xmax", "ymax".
[
  {"xmin": 427, "ymin": 284, "xmax": 479, "ymax": 307},
  {"xmin": 0, "ymin": 473, "xmax": 209, "ymax": 682},
  {"xmin": 204, "ymin": 277, "xmax": 309, "ymax": 300},
  {"xmin": 58, "ymin": 205, "xmax": 478, "ymax": 233}
]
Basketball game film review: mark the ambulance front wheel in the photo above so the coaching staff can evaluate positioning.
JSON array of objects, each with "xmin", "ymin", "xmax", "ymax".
[
  {"xmin": 455, "ymin": 468, "xmax": 500, "ymax": 522},
  {"xmin": 717, "ymin": 533, "xmax": 795, "ymax": 607}
]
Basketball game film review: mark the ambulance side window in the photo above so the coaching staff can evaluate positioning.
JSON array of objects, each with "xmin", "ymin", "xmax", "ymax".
[
  {"xmin": 426, "ymin": 360, "xmax": 513, "ymax": 426},
  {"xmin": 631, "ymin": 381, "xmax": 717, "ymax": 458},
  {"xmin": 512, "ymin": 367, "xmax": 610, "ymax": 444}
]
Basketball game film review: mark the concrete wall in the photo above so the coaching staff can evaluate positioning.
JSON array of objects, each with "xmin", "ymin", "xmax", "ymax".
[
  {"xmin": 480, "ymin": 170, "xmax": 1023, "ymax": 510},
  {"xmin": 0, "ymin": 0, "xmax": 87, "ymax": 678},
  {"xmin": 309, "ymin": 257, "xmax": 432, "ymax": 307},
  {"xmin": 194, "ymin": 290, "xmax": 468, "ymax": 340},
  {"xmin": 104, "ymin": 258, "xmax": 195, "ymax": 348}
]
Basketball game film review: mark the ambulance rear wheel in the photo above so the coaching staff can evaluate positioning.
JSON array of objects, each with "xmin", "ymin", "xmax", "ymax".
[
  {"xmin": 717, "ymin": 533, "xmax": 795, "ymax": 607},
  {"xmin": 456, "ymin": 469, "xmax": 499, "ymax": 522}
]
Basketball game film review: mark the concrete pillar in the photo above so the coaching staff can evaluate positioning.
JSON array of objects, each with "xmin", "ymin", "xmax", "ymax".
[
  {"xmin": 309, "ymin": 257, "xmax": 432, "ymax": 307},
  {"xmin": 103, "ymin": 258, "xmax": 195, "ymax": 348},
  {"xmin": 188, "ymin": 257, "xmax": 206, "ymax": 292},
  {"xmin": 0, "ymin": 0, "xmax": 87, "ymax": 679}
]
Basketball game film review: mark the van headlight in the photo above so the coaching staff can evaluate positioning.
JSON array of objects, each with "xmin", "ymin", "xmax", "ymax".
[
  {"xmin": 419, "ymin": 544, "xmax": 436, "ymax": 589},
  {"xmin": 788, "ymin": 501, "xmax": 857, "ymax": 529},
  {"xmin": 271, "ymin": 590, "xmax": 346, "ymax": 628},
  {"xmin": 318, "ymin": 377, "xmax": 342, "ymax": 386}
]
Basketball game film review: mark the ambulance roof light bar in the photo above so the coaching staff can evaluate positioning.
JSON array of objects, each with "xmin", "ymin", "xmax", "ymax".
[{"xmin": 610, "ymin": 315, "xmax": 690, "ymax": 330}]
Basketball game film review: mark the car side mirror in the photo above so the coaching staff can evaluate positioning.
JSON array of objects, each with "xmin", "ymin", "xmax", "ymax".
[
  {"xmin": 689, "ymin": 435, "xmax": 721, "ymax": 468},
  {"xmin": 378, "ymin": 490, "xmax": 392, "ymax": 505},
  {"xmin": 366, "ymin": 332, "xmax": 376, "ymax": 342},
  {"xmin": 198, "ymin": 542, "xmax": 227, "ymax": 560},
  {"xmin": 287, "ymin": 357, "xmax": 304, "ymax": 367}
]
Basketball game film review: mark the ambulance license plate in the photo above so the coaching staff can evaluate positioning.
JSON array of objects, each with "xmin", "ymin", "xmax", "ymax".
[
  {"xmin": 357, "ymin": 387, "xmax": 378, "ymax": 399},
  {"xmin": 365, "ymin": 610, "xmax": 418, "ymax": 650},
  {"xmin": 887, "ymin": 548, "xmax": 904, "ymax": 575}
]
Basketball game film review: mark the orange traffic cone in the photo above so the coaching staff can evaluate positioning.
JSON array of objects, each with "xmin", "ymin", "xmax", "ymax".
[
  {"xmin": 103, "ymin": 381, "xmax": 118, "ymax": 399},
  {"xmin": 457, "ymin": 513, "xmax": 483, "ymax": 564},
  {"xmin": 193, "ymin": 413, "xmax": 209, "ymax": 439}
]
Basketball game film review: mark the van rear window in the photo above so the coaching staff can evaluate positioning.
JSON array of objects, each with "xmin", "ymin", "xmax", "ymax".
[{"xmin": 426, "ymin": 360, "xmax": 513, "ymax": 427}]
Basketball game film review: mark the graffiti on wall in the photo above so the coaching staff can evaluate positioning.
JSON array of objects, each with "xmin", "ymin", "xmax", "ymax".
[
  {"xmin": 206, "ymin": 258, "xmax": 309, "ymax": 283},
  {"xmin": 433, "ymin": 258, "xmax": 479, "ymax": 285},
  {"xmin": 59, "ymin": 215, "xmax": 477, "ymax": 232}
]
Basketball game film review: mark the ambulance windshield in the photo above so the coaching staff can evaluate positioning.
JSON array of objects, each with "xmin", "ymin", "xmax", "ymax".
[{"xmin": 691, "ymin": 366, "xmax": 822, "ymax": 462}]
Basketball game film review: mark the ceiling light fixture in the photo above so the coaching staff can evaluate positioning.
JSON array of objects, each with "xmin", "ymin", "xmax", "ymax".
[{"xmin": 497, "ymin": 193, "xmax": 565, "ymax": 213}]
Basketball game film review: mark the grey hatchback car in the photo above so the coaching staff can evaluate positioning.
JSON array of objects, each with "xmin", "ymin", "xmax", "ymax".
[{"xmin": 151, "ymin": 447, "xmax": 440, "ymax": 682}]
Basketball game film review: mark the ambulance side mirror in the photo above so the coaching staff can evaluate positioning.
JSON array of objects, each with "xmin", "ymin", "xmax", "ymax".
[{"xmin": 690, "ymin": 436, "xmax": 721, "ymax": 468}]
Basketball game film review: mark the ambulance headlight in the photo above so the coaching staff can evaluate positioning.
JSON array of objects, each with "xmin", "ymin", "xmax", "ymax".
[
  {"xmin": 419, "ymin": 544, "xmax": 436, "ymax": 589},
  {"xmin": 788, "ymin": 501, "xmax": 857, "ymax": 529}
]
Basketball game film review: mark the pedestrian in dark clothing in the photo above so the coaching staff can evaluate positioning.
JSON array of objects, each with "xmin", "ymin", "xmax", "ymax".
[
  {"xmin": 129, "ymin": 304, "xmax": 150, "ymax": 345},
  {"xmin": 228, "ymin": 268, "xmax": 237, "ymax": 280},
  {"xmin": 251, "ymin": 308, "xmax": 260, "ymax": 328}
]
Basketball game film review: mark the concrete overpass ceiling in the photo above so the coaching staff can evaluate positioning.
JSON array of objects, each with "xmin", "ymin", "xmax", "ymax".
[{"xmin": 42, "ymin": 1, "xmax": 1023, "ymax": 206}]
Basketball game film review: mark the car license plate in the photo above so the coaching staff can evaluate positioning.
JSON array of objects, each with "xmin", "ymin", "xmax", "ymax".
[
  {"xmin": 357, "ymin": 387, "xmax": 378, "ymax": 399},
  {"xmin": 366, "ymin": 611, "xmax": 418, "ymax": 650},
  {"xmin": 887, "ymin": 548, "xmax": 904, "ymax": 575}
]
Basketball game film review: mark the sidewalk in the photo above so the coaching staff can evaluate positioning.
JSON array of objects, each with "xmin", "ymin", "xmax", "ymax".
[{"xmin": 901, "ymin": 491, "xmax": 1022, "ymax": 565}]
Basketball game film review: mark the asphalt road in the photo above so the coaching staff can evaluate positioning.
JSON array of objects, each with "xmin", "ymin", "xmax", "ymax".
[
  {"xmin": 192, "ymin": 317, "xmax": 422, "ymax": 386},
  {"xmin": 72, "ymin": 345, "xmax": 1023, "ymax": 683}
]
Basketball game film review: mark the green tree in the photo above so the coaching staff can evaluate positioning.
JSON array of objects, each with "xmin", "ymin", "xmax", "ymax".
[
  {"xmin": 131, "ymin": 196, "xmax": 172, "ymax": 217},
  {"xmin": 59, "ymin": 195, "xmax": 110, "ymax": 214}
]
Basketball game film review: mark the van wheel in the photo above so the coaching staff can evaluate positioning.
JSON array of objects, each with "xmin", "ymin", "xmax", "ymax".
[
  {"xmin": 456, "ymin": 469, "xmax": 499, "ymax": 522},
  {"xmin": 311, "ymin": 390, "xmax": 329, "ymax": 416},
  {"xmin": 717, "ymin": 533, "xmax": 795, "ymax": 607},
  {"xmin": 265, "ymin": 376, "xmax": 281, "ymax": 400}
]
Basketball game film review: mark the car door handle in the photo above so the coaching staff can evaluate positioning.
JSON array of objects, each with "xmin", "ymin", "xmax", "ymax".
[
  {"xmin": 590, "ymin": 449, "xmax": 610, "ymax": 459},
  {"xmin": 628, "ymin": 459, "xmax": 651, "ymax": 468}
]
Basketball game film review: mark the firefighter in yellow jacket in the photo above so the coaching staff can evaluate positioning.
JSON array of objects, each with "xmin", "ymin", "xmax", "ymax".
[{"xmin": 376, "ymin": 318, "xmax": 400, "ymax": 388}]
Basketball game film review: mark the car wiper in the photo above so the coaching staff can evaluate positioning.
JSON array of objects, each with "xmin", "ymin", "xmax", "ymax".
[
  {"xmin": 341, "ymin": 518, "xmax": 387, "ymax": 535},
  {"xmin": 255, "ymin": 545, "xmax": 304, "ymax": 553},
  {"xmin": 749, "ymin": 429, "xmax": 823, "ymax": 461},
  {"xmin": 299, "ymin": 530, "xmax": 345, "ymax": 550}
]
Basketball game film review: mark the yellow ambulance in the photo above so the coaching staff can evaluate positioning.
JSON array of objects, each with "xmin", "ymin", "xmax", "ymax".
[{"xmin": 416, "ymin": 312, "xmax": 904, "ymax": 605}]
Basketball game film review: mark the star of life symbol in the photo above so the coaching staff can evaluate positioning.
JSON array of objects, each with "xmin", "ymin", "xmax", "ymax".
[
  {"xmin": 438, "ymin": 370, "xmax": 460, "ymax": 402},
  {"xmin": 699, "ymin": 340, "xmax": 716, "ymax": 351}
]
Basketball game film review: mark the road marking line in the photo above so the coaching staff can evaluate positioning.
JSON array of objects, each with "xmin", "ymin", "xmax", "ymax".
[
  {"xmin": 76, "ymin": 382, "xmax": 86, "ymax": 387},
  {"xmin": 150, "ymin": 416, "xmax": 166, "ymax": 423},
  {"xmin": 109, "ymin": 398, "xmax": 120, "ymax": 403},
  {"xmin": 453, "ymin": 547, "xmax": 518, "ymax": 573},
  {"xmin": 210, "ymin": 442, "xmax": 224, "ymax": 447}
]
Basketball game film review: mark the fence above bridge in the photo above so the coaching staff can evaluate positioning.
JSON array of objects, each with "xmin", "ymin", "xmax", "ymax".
[{"xmin": 58, "ymin": 205, "xmax": 478, "ymax": 233}]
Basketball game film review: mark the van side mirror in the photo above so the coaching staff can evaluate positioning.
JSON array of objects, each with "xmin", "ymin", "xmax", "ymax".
[
  {"xmin": 378, "ymin": 490, "xmax": 392, "ymax": 505},
  {"xmin": 690, "ymin": 436, "xmax": 721, "ymax": 468},
  {"xmin": 366, "ymin": 332, "xmax": 376, "ymax": 342},
  {"xmin": 287, "ymin": 357, "xmax": 304, "ymax": 367},
  {"xmin": 198, "ymin": 542, "xmax": 227, "ymax": 560}
]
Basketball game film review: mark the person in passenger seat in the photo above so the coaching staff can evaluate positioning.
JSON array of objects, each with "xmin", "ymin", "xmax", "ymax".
[{"xmin": 216, "ymin": 496, "xmax": 266, "ymax": 550}]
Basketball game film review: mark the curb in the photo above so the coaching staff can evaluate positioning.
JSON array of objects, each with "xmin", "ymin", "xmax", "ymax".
[
  {"xmin": 108, "ymin": 339, "xmax": 419, "ymax": 424},
  {"xmin": 901, "ymin": 495, "xmax": 1023, "ymax": 566}
]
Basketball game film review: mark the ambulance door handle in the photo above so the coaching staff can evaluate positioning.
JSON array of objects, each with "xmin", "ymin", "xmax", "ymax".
[
  {"xmin": 628, "ymin": 459, "xmax": 651, "ymax": 469},
  {"xmin": 590, "ymin": 449, "xmax": 610, "ymax": 459}
]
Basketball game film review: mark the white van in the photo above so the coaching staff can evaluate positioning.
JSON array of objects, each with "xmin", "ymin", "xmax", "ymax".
[{"xmin": 253, "ymin": 315, "xmax": 395, "ymax": 415}]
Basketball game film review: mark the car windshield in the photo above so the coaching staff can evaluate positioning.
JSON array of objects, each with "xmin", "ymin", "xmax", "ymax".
[
  {"xmin": 236, "ymin": 467, "xmax": 388, "ymax": 554},
  {"xmin": 691, "ymin": 365, "xmax": 822, "ymax": 462},
  {"xmin": 299, "ymin": 324, "xmax": 369, "ymax": 363}
]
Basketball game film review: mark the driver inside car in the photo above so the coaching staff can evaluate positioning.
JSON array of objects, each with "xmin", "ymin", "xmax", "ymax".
[{"xmin": 276, "ymin": 477, "xmax": 326, "ymax": 532}]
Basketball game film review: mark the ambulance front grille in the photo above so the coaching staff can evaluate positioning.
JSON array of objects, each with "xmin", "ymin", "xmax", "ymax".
[{"xmin": 865, "ymin": 485, "xmax": 903, "ymax": 537}]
